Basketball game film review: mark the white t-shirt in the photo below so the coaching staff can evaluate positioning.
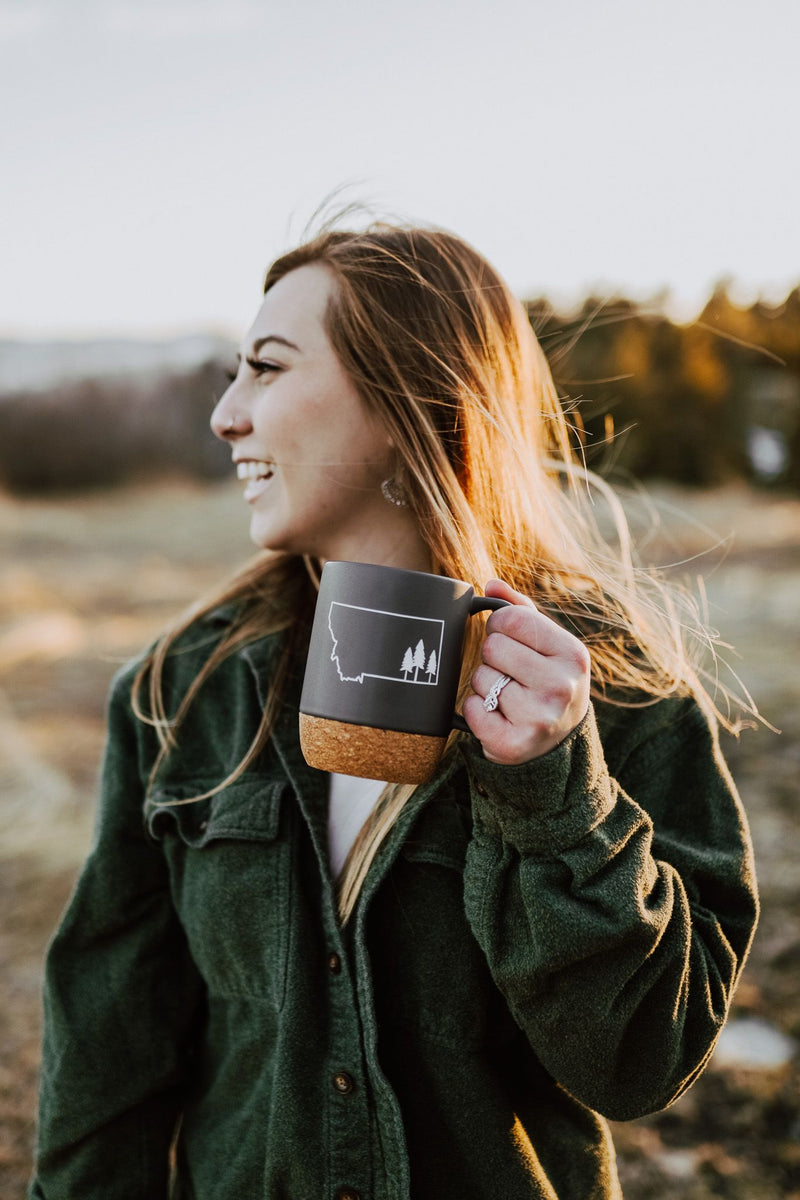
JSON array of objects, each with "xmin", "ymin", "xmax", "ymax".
[{"xmin": 327, "ymin": 773, "xmax": 386, "ymax": 877}]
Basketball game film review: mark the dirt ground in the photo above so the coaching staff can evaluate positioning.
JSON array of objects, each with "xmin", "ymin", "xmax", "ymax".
[{"xmin": 1, "ymin": 478, "xmax": 798, "ymax": 1198}]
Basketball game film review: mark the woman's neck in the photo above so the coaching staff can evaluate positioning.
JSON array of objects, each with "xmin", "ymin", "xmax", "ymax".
[{"xmin": 318, "ymin": 521, "xmax": 432, "ymax": 574}]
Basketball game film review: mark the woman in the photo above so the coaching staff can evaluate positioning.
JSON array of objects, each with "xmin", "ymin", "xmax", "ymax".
[{"xmin": 31, "ymin": 223, "xmax": 758, "ymax": 1199}]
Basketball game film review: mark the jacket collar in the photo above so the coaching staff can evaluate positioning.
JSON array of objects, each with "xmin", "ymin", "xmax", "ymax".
[{"xmin": 240, "ymin": 631, "xmax": 332, "ymax": 873}]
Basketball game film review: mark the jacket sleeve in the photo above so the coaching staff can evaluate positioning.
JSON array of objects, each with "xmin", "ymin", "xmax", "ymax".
[
  {"xmin": 30, "ymin": 664, "xmax": 205, "ymax": 1199},
  {"xmin": 459, "ymin": 695, "xmax": 759, "ymax": 1122}
]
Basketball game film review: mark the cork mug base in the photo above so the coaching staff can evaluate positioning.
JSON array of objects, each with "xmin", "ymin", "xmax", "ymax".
[{"xmin": 299, "ymin": 713, "xmax": 447, "ymax": 784}]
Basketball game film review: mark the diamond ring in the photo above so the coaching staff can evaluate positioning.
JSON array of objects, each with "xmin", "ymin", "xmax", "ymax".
[{"xmin": 483, "ymin": 673, "xmax": 512, "ymax": 712}]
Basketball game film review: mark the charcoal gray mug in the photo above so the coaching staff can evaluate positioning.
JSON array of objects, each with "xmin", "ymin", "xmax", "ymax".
[{"xmin": 299, "ymin": 561, "xmax": 511, "ymax": 783}]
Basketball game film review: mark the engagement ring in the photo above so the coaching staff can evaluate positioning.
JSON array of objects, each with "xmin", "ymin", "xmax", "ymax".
[{"xmin": 483, "ymin": 674, "xmax": 512, "ymax": 712}]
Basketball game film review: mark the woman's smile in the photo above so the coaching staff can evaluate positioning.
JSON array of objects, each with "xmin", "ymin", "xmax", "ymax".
[
  {"xmin": 211, "ymin": 262, "xmax": 430, "ymax": 570},
  {"xmin": 235, "ymin": 458, "xmax": 276, "ymax": 503}
]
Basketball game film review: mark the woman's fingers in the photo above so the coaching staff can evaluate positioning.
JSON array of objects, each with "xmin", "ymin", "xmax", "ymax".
[
  {"xmin": 462, "ymin": 579, "xmax": 592, "ymax": 765},
  {"xmin": 483, "ymin": 578, "xmax": 536, "ymax": 609},
  {"xmin": 485, "ymin": 599, "xmax": 585, "ymax": 660},
  {"xmin": 480, "ymin": 629, "xmax": 541, "ymax": 687},
  {"xmin": 461, "ymin": 690, "xmax": 545, "ymax": 764}
]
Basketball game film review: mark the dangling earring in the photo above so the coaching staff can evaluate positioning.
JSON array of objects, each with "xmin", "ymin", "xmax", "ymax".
[{"xmin": 381, "ymin": 475, "xmax": 409, "ymax": 508}]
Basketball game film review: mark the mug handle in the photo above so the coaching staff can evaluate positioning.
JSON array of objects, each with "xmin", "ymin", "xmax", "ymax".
[{"xmin": 452, "ymin": 596, "xmax": 512, "ymax": 733}]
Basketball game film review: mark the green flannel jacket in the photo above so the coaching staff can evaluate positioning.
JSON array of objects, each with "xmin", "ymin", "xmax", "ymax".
[{"xmin": 30, "ymin": 606, "xmax": 758, "ymax": 1199}]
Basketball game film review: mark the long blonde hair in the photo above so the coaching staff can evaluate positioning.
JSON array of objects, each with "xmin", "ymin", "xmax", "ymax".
[{"xmin": 134, "ymin": 220, "xmax": 745, "ymax": 921}]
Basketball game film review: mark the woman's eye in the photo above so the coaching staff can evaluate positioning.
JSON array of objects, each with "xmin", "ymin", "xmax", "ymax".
[
  {"xmin": 225, "ymin": 359, "xmax": 281, "ymax": 382},
  {"xmin": 247, "ymin": 358, "xmax": 281, "ymax": 375}
]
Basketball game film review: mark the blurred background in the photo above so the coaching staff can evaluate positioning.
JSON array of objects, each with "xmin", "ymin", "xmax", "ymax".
[{"xmin": 1, "ymin": 1, "xmax": 799, "ymax": 1196}]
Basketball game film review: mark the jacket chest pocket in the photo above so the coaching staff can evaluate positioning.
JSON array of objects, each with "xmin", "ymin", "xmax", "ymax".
[{"xmin": 147, "ymin": 778, "xmax": 292, "ymax": 1008}]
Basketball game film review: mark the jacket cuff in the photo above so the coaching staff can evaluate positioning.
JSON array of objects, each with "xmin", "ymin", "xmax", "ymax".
[{"xmin": 457, "ymin": 704, "xmax": 616, "ymax": 856}]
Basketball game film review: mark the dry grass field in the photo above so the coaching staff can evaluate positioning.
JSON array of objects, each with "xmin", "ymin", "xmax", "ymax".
[{"xmin": 1, "ymin": 478, "xmax": 799, "ymax": 1198}]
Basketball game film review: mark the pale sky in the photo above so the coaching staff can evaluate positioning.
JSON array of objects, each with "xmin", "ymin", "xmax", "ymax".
[{"xmin": 2, "ymin": 0, "xmax": 798, "ymax": 338}]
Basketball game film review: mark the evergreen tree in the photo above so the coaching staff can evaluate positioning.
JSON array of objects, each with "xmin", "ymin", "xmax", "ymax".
[{"xmin": 413, "ymin": 639, "xmax": 426, "ymax": 681}]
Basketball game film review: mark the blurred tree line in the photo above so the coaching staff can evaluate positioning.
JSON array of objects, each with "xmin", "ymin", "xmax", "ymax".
[
  {"xmin": 529, "ymin": 283, "xmax": 800, "ymax": 489},
  {"xmin": 1, "ymin": 284, "xmax": 799, "ymax": 493},
  {"xmin": 0, "ymin": 361, "xmax": 232, "ymax": 492}
]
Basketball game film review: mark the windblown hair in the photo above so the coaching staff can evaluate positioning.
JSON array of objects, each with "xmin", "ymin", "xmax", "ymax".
[{"xmin": 134, "ymin": 220, "xmax": 742, "ymax": 921}]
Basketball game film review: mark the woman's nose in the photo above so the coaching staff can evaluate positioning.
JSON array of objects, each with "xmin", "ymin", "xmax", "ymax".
[{"xmin": 210, "ymin": 388, "xmax": 253, "ymax": 442}]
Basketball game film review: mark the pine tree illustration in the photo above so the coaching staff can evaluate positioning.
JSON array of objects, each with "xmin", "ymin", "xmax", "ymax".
[
  {"xmin": 425, "ymin": 648, "xmax": 437, "ymax": 683},
  {"xmin": 401, "ymin": 646, "xmax": 414, "ymax": 680},
  {"xmin": 412, "ymin": 639, "xmax": 426, "ymax": 681}
]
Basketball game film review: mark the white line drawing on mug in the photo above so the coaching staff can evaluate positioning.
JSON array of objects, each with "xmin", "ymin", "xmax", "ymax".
[{"xmin": 327, "ymin": 603, "xmax": 444, "ymax": 685}]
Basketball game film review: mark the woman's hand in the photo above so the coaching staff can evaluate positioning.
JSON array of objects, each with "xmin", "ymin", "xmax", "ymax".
[{"xmin": 463, "ymin": 579, "xmax": 591, "ymax": 766}]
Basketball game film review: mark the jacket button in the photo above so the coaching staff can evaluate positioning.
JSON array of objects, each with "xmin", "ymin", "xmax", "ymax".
[
  {"xmin": 198, "ymin": 820, "xmax": 209, "ymax": 832},
  {"xmin": 474, "ymin": 782, "xmax": 488, "ymax": 797},
  {"xmin": 332, "ymin": 1071, "xmax": 355, "ymax": 1095},
  {"xmin": 335, "ymin": 1189, "xmax": 361, "ymax": 1200},
  {"xmin": 328, "ymin": 952, "xmax": 342, "ymax": 975}
]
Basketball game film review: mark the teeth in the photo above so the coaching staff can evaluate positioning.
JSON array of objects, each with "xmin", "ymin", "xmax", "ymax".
[{"xmin": 236, "ymin": 461, "xmax": 274, "ymax": 481}]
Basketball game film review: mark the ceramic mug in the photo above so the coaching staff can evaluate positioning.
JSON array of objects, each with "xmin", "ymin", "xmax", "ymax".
[{"xmin": 299, "ymin": 560, "xmax": 510, "ymax": 783}]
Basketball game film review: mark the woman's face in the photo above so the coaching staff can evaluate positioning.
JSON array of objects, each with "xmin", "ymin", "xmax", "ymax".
[{"xmin": 211, "ymin": 263, "xmax": 424, "ymax": 567}]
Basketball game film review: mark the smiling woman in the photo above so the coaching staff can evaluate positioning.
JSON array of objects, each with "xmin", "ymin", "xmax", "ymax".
[
  {"xmin": 30, "ymin": 219, "xmax": 759, "ymax": 1200},
  {"xmin": 210, "ymin": 263, "xmax": 430, "ymax": 571}
]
